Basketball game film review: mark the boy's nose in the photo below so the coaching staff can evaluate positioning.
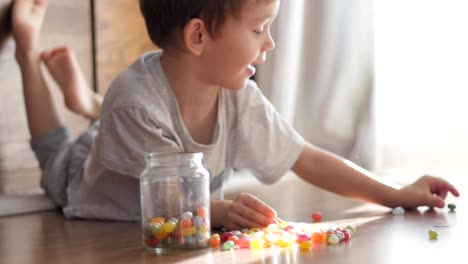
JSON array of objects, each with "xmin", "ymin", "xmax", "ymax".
[{"xmin": 263, "ymin": 33, "xmax": 276, "ymax": 52}]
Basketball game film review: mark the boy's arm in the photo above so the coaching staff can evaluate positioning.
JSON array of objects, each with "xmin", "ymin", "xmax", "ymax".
[
  {"xmin": 292, "ymin": 143, "xmax": 459, "ymax": 209},
  {"xmin": 292, "ymin": 143, "xmax": 404, "ymax": 208}
]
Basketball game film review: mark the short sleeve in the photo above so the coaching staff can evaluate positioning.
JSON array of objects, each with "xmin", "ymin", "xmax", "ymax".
[
  {"xmin": 97, "ymin": 106, "xmax": 181, "ymax": 178},
  {"xmin": 230, "ymin": 81, "xmax": 305, "ymax": 184}
]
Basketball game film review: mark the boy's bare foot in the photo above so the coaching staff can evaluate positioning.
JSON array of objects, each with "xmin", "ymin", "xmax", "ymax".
[
  {"xmin": 41, "ymin": 46, "xmax": 102, "ymax": 120},
  {"xmin": 12, "ymin": 0, "xmax": 48, "ymax": 60}
]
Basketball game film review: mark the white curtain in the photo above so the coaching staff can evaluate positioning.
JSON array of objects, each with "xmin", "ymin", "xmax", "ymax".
[
  {"xmin": 375, "ymin": 0, "xmax": 468, "ymax": 178},
  {"xmin": 257, "ymin": 0, "xmax": 375, "ymax": 170}
]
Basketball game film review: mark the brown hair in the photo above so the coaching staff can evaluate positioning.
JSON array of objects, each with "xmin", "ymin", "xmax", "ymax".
[
  {"xmin": 0, "ymin": 2, "xmax": 13, "ymax": 53},
  {"xmin": 139, "ymin": 0, "xmax": 271, "ymax": 49}
]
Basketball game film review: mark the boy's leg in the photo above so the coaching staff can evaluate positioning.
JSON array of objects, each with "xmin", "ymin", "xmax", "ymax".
[
  {"xmin": 41, "ymin": 46, "xmax": 103, "ymax": 120},
  {"xmin": 12, "ymin": 0, "xmax": 62, "ymax": 139}
]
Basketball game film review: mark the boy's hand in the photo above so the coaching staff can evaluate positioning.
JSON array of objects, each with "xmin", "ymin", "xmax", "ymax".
[
  {"xmin": 211, "ymin": 193, "xmax": 278, "ymax": 230},
  {"xmin": 398, "ymin": 175, "xmax": 460, "ymax": 209}
]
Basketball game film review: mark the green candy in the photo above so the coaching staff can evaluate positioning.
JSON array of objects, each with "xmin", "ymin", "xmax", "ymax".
[
  {"xmin": 447, "ymin": 203, "xmax": 456, "ymax": 212},
  {"xmin": 344, "ymin": 225, "xmax": 357, "ymax": 235}
]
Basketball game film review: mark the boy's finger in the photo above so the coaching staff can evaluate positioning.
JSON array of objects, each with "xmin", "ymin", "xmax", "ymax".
[
  {"xmin": 228, "ymin": 210, "xmax": 265, "ymax": 229},
  {"xmin": 231, "ymin": 201, "xmax": 273, "ymax": 227},
  {"xmin": 239, "ymin": 193, "xmax": 277, "ymax": 218}
]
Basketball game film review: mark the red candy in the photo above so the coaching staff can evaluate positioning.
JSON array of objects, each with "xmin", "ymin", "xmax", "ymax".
[
  {"xmin": 312, "ymin": 212, "xmax": 323, "ymax": 222},
  {"xmin": 220, "ymin": 232, "xmax": 234, "ymax": 242}
]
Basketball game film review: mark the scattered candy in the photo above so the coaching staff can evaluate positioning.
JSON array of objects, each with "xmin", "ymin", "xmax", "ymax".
[
  {"xmin": 447, "ymin": 204, "xmax": 456, "ymax": 212},
  {"xmin": 312, "ymin": 212, "xmax": 323, "ymax": 222},
  {"xmin": 392, "ymin": 206, "xmax": 405, "ymax": 215},
  {"xmin": 210, "ymin": 221, "xmax": 357, "ymax": 251},
  {"xmin": 428, "ymin": 229, "xmax": 438, "ymax": 240}
]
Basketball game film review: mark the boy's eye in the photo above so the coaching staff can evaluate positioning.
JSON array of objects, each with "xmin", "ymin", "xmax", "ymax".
[{"xmin": 253, "ymin": 29, "xmax": 264, "ymax": 36}]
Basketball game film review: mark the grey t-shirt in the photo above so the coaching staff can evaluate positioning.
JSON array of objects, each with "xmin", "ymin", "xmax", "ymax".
[{"xmin": 64, "ymin": 51, "xmax": 304, "ymax": 221}]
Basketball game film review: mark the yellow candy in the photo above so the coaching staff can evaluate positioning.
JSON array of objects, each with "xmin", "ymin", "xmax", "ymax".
[
  {"xmin": 150, "ymin": 217, "xmax": 165, "ymax": 225},
  {"xmin": 251, "ymin": 238, "xmax": 264, "ymax": 249},
  {"xmin": 182, "ymin": 226, "xmax": 196, "ymax": 236},
  {"xmin": 299, "ymin": 241, "xmax": 312, "ymax": 250},
  {"xmin": 155, "ymin": 230, "xmax": 168, "ymax": 240},
  {"xmin": 162, "ymin": 221, "xmax": 176, "ymax": 233}
]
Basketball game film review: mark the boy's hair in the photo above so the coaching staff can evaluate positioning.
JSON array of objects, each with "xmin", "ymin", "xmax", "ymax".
[
  {"xmin": 139, "ymin": 0, "xmax": 270, "ymax": 49},
  {"xmin": 0, "ymin": 2, "xmax": 12, "ymax": 53}
]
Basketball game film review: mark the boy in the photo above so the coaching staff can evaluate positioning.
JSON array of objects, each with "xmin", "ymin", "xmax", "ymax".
[{"xmin": 12, "ymin": 0, "xmax": 459, "ymax": 231}]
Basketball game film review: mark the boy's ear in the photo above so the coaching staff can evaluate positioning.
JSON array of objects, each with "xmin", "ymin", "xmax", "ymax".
[{"xmin": 183, "ymin": 18, "xmax": 206, "ymax": 56}]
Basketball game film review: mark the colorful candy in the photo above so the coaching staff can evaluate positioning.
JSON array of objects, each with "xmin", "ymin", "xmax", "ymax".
[
  {"xmin": 428, "ymin": 229, "xmax": 438, "ymax": 239},
  {"xmin": 143, "ymin": 208, "xmax": 210, "ymax": 251},
  {"xmin": 209, "ymin": 221, "xmax": 357, "ymax": 251}
]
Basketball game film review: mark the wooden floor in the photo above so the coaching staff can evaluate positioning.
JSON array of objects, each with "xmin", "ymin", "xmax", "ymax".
[{"xmin": 0, "ymin": 175, "xmax": 464, "ymax": 264}]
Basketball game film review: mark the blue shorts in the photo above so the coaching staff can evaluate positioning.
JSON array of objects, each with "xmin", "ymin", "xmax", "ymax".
[{"xmin": 31, "ymin": 122, "xmax": 99, "ymax": 207}]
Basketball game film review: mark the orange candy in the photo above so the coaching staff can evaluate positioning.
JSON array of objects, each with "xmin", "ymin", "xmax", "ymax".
[
  {"xmin": 311, "ymin": 232, "xmax": 323, "ymax": 242},
  {"xmin": 180, "ymin": 218, "xmax": 192, "ymax": 229},
  {"xmin": 227, "ymin": 235, "xmax": 240, "ymax": 245},
  {"xmin": 197, "ymin": 207, "xmax": 208, "ymax": 219}
]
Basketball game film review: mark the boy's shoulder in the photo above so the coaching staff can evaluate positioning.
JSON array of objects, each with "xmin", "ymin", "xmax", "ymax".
[{"xmin": 101, "ymin": 51, "xmax": 171, "ymax": 117}]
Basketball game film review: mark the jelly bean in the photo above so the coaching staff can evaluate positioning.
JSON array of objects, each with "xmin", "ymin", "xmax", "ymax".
[
  {"xmin": 241, "ymin": 228, "xmax": 250, "ymax": 234},
  {"xmin": 161, "ymin": 236, "xmax": 175, "ymax": 247},
  {"xmin": 193, "ymin": 216, "xmax": 204, "ymax": 227},
  {"xmin": 151, "ymin": 223, "xmax": 161, "ymax": 234},
  {"xmin": 145, "ymin": 236, "xmax": 159, "ymax": 248},
  {"xmin": 312, "ymin": 212, "xmax": 323, "ymax": 222},
  {"xmin": 344, "ymin": 225, "xmax": 356, "ymax": 235},
  {"xmin": 299, "ymin": 241, "xmax": 312, "ymax": 250},
  {"xmin": 392, "ymin": 206, "xmax": 405, "ymax": 215},
  {"xmin": 231, "ymin": 230, "xmax": 242, "ymax": 237},
  {"xmin": 162, "ymin": 221, "xmax": 177, "ymax": 233},
  {"xmin": 210, "ymin": 235, "xmax": 221, "ymax": 248},
  {"xmin": 227, "ymin": 235, "xmax": 240, "ymax": 245},
  {"xmin": 327, "ymin": 234, "xmax": 340, "ymax": 245},
  {"xmin": 197, "ymin": 207, "xmax": 208, "ymax": 219},
  {"xmin": 182, "ymin": 227, "xmax": 196, "ymax": 237},
  {"xmin": 342, "ymin": 230, "xmax": 352, "ymax": 241},
  {"xmin": 238, "ymin": 238, "xmax": 252, "ymax": 249},
  {"xmin": 155, "ymin": 230, "xmax": 169, "ymax": 240},
  {"xmin": 251, "ymin": 238, "xmax": 264, "ymax": 249},
  {"xmin": 448, "ymin": 203, "xmax": 456, "ymax": 212},
  {"xmin": 220, "ymin": 232, "xmax": 234, "ymax": 242},
  {"xmin": 428, "ymin": 229, "xmax": 438, "ymax": 239},
  {"xmin": 186, "ymin": 235, "xmax": 197, "ymax": 245},
  {"xmin": 296, "ymin": 234, "xmax": 310, "ymax": 243},
  {"xmin": 150, "ymin": 217, "xmax": 165, "ymax": 225},
  {"xmin": 223, "ymin": 241, "xmax": 235, "ymax": 250},
  {"xmin": 182, "ymin": 212, "xmax": 193, "ymax": 219},
  {"xmin": 180, "ymin": 218, "xmax": 192, "ymax": 229},
  {"xmin": 311, "ymin": 232, "xmax": 323, "ymax": 242},
  {"xmin": 195, "ymin": 231, "xmax": 206, "ymax": 241}
]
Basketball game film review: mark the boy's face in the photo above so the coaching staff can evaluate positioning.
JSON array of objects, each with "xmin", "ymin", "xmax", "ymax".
[{"xmin": 200, "ymin": 0, "xmax": 280, "ymax": 91}]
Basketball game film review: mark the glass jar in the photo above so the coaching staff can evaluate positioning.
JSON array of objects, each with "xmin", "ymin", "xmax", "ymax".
[{"xmin": 140, "ymin": 152, "xmax": 211, "ymax": 253}]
